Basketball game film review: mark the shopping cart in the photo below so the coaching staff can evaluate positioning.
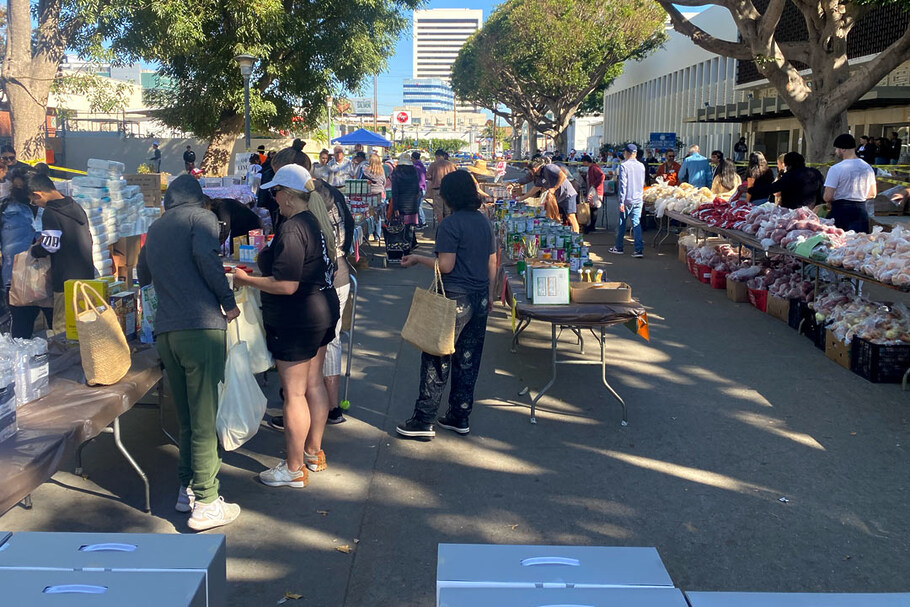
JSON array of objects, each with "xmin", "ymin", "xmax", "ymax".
[
  {"xmin": 382, "ymin": 213, "xmax": 413, "ymax": 265},
  {"xmin": 339, "ymin": 273, "xmax": 359, "ymax": 410}
]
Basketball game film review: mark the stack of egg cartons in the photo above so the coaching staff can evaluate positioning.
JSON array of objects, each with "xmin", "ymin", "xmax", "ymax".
[{"xmin": 72, "ymin": 159, "xmax": 126, "ymax": 275}]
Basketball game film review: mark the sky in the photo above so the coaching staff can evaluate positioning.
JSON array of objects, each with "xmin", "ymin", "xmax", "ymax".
[{"xmin": 366, "ymin": 0, "xmax": 497, "ymax": 116}]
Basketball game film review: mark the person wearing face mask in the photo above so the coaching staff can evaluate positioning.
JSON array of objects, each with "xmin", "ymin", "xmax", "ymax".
[{"xmin": 3, "ymin": 170, "xmax": 47, "ymax": 337}]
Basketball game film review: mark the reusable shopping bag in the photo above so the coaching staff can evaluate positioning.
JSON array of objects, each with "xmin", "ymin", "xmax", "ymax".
[
  {"xmin": 227, "ymin": 286, "xmax": 273, "ymax": 374},
  {"xmin": 8, "ymin": 252, "xmax": 52, "ymax": 307},
  {"xmin": 217, "ymin": 322, "xmax": 268, "ymax": 451},
  {"xmin": 401, "ymin": 259, "xmax": 456, "ymax": 357},
  {"xmin": 72, "ymin": 281, "xmax": 131, "ymax": 385}
]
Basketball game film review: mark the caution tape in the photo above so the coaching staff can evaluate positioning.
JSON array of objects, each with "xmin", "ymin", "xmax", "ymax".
[{"xmin": 23, "ymin": 159, "xmax": 87, "ymax": 175}]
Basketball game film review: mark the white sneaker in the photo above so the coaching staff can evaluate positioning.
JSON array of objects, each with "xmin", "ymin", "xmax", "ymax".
[
  {"xmin": 175, "ymin": 486, "xmax": 195, "ymax": 513},
  {"xmin": 187, "ymin": 497, "xmax": 241, "ymax": 532},
  {"xmin": 608, "ymin": 247, "xmax": 624, "ymax": 255},
  {"xmin": 260, "ymin": 460, "xmax": 309, "ymax": 488}
]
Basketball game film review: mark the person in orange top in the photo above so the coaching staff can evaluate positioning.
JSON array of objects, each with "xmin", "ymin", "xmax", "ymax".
[{"xmin": 654, "ymin": 150, "xmax": 681, "ymax": 186}]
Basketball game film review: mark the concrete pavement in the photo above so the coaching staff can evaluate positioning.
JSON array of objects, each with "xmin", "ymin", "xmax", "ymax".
[{"xmin": 2, "ymin": 221, "xmax": 908, "ymax": 605}]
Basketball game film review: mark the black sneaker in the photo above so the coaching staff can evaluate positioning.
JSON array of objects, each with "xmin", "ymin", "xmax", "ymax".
[
  {"xmin": 436, "ymin": 414, "xmax": 470, "ymax": 435},
  {"xmin": 327, "ymin": 407, "xmax": 346, "ymax": 425},
  {"xmin": 269, "ymin": 415, "xmax": 285, "ymax": 431},
  {"xmin": 396, "ymin": 417, "xmax": 435, "ymax": 439}
]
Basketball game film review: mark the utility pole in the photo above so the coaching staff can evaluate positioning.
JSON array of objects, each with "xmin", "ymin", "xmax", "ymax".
[
  {"xmin": 373, "ymin": 74, "xmax": 378, "ymax": 131},
  {"xmin": 492, "ymin": 103, "xmax": 497, "ymax": 159}
]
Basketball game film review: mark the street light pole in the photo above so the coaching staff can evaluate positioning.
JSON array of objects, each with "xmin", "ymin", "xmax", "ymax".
[
  {"xmin": 234, "ymin": 54, "xmax": 256, "ymax": 151},
  {"xmin": 326, "ymin": 95, "xmax": 333, "ymax": 143}
]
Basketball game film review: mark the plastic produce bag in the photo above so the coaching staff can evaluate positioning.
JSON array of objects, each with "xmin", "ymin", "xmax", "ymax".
[
  {"xmin": 8, "ymin": 252, "xmax": 52, "ymax": 307},
  {"xmin": 216, "ymin": 324, "xmax": 267, "ymax": 451},
  {"xmin": 227, "ymin": 286, "xmax": 273, "ymax": 374}
]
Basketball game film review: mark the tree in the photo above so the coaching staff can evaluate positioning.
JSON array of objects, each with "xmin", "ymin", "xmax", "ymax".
[
  {"xmin": 2, "ymin": 0, "xmax": 89, "ymax": 160},
  {"xmin": 451, "ymin": 0, "xmax": 665, "ymax": 154},
  {"xmin": 424, "ymin": 138, "xmax": 468, "ymax": 154},
  {"xmin": 657, "ymin": 0, "xmax": 910, "ymax": 162},
  {"xmin": 91, "ymin": 0, "xmax": 418, "ymax": 175}
]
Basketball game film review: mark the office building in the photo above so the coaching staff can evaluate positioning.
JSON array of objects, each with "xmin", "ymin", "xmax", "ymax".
[
  {"xmin": 402, "ymin": 78, "xmax": 455, "ymax": 112},
  {"xmin": 412, "ymin": 9, "xmax": 482, "ymax": 81}
]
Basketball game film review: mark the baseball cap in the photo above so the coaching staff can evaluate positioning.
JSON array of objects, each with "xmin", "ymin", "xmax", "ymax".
[
  {"xmin": 624, "ymin": 143, "xmax": 638, "ymax": 153},
  {"xmin": 260, "ymin": 164, "xmax": 315, "ymax": 192},
  {"xmin": 152, "ymin": 140, "xmax": 159, "ymax": 146},
  {"xmin": 257, "ymin": 144, "xmax": 266, "ymax": 152},
  {"xmin": 833, "ymin": 134, "xmax": 856, "ymax": 149}
]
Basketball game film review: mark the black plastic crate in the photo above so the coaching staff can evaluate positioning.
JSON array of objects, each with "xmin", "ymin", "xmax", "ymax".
[
  {"xmin": 803, "ymin": 318, "xmax": 826, "ymax": 351},
  {"xmin": 850, "ymin": 337, "xmax": 910, "ymax": 383}
]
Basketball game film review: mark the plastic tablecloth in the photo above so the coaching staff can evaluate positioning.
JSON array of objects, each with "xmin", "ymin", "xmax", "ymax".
[{"xmin": 0, "ymin": 346, "xmax": 162, "ymax": 514}]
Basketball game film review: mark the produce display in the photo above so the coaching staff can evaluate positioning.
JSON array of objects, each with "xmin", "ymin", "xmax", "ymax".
[
  {"xmin": 826, "ymin": 226, "xmax": 910, "ymax": 287},
  {"xmin": 744, "ymin": 259, "xmax": 814, "ymax": 301},
  {"xmin": 736, "ymin": 204, "xmax": 846, "ymax": 253},
  {"xmin": 645, "ymin": 184, "xmax": 717, "ymax": 217},
  {"xmin": 686, "ymin": 243, "xmax": 749, "ymax": 273},
  {"xmin": 690, "ymin": 198, "xmax": 753, "ymax": 229}
]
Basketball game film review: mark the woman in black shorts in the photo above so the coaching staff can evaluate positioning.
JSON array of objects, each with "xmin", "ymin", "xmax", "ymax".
[{"xmin": 233, "ymin": 164, "xmax": 339, "ymax": 488}]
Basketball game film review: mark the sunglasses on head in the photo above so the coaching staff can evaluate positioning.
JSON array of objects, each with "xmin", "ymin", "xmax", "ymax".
[
  {"xmin": 270, "ymin": 185, "xmax": 284, "ymax": 194},
  {"xmin": 1, "ymin": 155, "xmax": 15, "ymax": 161}
]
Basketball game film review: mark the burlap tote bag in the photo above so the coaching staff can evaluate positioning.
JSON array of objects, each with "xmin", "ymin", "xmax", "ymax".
[
  {"xmin": 73, "ymin": 281, "xmax": 131, "ymax": 386},
  {"xmin": 401, "ymin": 260, "xmax": 456, "ymax": 357}
]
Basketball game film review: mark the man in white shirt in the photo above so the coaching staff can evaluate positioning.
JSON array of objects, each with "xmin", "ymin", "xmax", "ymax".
[
  {"xmin": 609, "ymin": 143, "xmax": 646, "ymax": 257},
  {"xmin": 326, "ymin": 145, "xmax": 352, "ymax": 188},
  {"xmin": 823, "ymin": 134, "xmax": 876, "ymax": 233}
]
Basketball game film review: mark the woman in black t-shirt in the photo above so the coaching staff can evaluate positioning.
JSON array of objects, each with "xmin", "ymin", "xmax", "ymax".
[
  {"xmin": 233, "ymin": 165, "xmax": 340, "ymax": 489},
  {"xmin": 746, "ymin": 152, "xmax": 775, "ymax": 203},
  {"xmin": 769, "ymin": 152, "xmax": 824, "ymax": 209}
]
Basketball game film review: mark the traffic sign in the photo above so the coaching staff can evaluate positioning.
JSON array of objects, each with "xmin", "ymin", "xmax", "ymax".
[{"xmin": 393, "ymin": 111, "xmax": 411, "ymax": 125}]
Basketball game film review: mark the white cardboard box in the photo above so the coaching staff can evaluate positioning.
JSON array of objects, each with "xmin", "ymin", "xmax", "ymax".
[
  {"xmin": 437, "ymin": 545, "xmax": 674, "ymax": 605},
  {"xmin": 0, "ymin": 532, "xmax": 225, "ymax": 607},
  {"xmin": 686, "ymin": 592, "xmax": 910, "ymax": 607},
  {"xmin": 0, "ymin": 569, "xmax": 206, "ymax": 606},
  {"xmin": 440, "ymin": 587, "xmax": 689, "ymax": 607}
]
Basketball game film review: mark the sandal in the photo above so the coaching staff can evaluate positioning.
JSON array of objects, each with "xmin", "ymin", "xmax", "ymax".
[{"xmin": 304, "ymin": 450, "xmax": 326, "ymax": 472}]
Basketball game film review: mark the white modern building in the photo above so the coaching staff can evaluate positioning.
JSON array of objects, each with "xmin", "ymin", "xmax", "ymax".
[
  {"xmin": 602, "ymin": 7, "xmax": 743, "ymax": 156},
  {"xmin": 412, "ymin": 9, "xmax": 482, "ymax": 80},
  {"xmin": 412, "ymin": 8, "xmax": 483, "ymax": 113},
  {"xmin": 402, "ymin": 78, "xmax": 455, "ymax": 112}
]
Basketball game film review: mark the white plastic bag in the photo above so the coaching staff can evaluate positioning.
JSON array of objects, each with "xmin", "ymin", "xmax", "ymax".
[
  {"xmin": 216, "ymin": 324, "xmax": 268, "ymax": 451},
  {"xmin": 228, "ymin": 286, "xmax": 273, "ymax": 374}
]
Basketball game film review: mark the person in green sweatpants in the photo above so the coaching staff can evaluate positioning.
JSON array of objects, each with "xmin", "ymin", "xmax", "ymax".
[
  {"xmin": 138, "ymin": 176, "xmax": 241, "ymax": 532},
  {"xmin": 156, "ymin": 330, "xmax": 226, "ymax": 505}
]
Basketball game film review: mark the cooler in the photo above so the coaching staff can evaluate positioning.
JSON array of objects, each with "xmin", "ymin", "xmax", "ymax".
[
  {"xmin": 437, "ymin": 544, "xmax": 674, "ymax": 605},
  {"xmin": 439, "ymin": 587, "xmax": 688, "ymax": 607},
  {"xmin": 0, "ymin": 569, "xmax": 206, "ymax": 606},
  {"xmin": 0, "ymin": 532, "xmax": 225, "ymax": 607},
  {"xmin": 686, "ymin": 592, "xmax": 910, "ymax": 606}
]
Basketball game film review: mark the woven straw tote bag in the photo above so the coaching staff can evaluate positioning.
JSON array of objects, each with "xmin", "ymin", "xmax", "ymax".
[
  {"xmin": 73, "ymin": 281, "xmax": 131, "ymax": 385},
  {"xmin": 401, "ymin": 259, "xmax": 456, "ymax": 357}
]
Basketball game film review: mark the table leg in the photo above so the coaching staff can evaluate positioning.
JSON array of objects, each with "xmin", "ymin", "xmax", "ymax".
[
  {"xmin": 157, "ymin": 379, "xmax": 178, "ymax": 447},
  {"xmin": 651, "ymin": 215, "xmax": 665, "ymax": 248},
  {"xmin": 75, "ymin": 439, "xmax": 91, "ymax": 476},
  {"xmin": 511, "ymin": 318, "xmax": 531, "ymax": 353},
  {"xmin": 529, "ymin": 324, "xmax": 559, "ymax": 424},
  {"xmin": 571, "ymin": 327, "xmax": 585, "ymax": 354},
  {"xmin": 600, "ymin": 327, "xmax": 628, "ymax": 426},
  {"xmin": 108, "ymin": 418, "xmax": 151, "ymax": 514},
  {"xmin": 22, "ymin": 494, "xmax": 32, "ymax": 509}
]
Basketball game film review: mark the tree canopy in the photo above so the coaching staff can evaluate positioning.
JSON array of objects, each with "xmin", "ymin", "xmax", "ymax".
[
  {"xmin": 451, "ymin": 0, "xmax": 665, "ymax": 152},
  {"xmin": 84, "ymin": 0, "xmax": 419, "ymax": 173}
]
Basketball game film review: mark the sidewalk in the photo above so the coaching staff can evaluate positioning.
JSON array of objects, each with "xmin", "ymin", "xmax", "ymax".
[{"xmin": 2, "ymin": 224, "xmax": 909, "ymax": 606}]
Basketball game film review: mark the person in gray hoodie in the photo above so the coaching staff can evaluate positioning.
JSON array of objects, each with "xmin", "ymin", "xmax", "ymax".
[{"xmin": 137, "ymin": 175, "xmax": 241, "ymax": 532}]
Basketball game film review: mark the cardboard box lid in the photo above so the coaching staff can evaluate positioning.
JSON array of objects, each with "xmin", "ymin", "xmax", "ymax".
[
  {"xmin": 686, "ymin": 592, "xmax": 910, "ymax": 607},
  {"xmin": 439, "ymin": 587, "xmax": 688, "ymax": 607},
  {"xmin": 0, "ymin": 569, "xmax": 206, "ymax": 607},
  {"xmin": 0, "ymin": 532, "xmax": 225, "ymax": 573},
  {"xmin": 437, "ymin": 545, "xmax": 673, "ymax": 587}
]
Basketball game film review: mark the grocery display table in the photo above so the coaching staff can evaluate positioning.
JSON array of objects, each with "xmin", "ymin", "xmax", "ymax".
[
  {"xmin": 0, "ymin": 345, "xmax": 164, "ymax": 515},
  {"xmin": 504, "ymin": 268, "xmax": 648, "ymax": 425}
]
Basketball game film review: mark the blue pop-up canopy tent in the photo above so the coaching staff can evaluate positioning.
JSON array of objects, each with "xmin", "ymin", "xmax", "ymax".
[{"xmin": 331, "ymin": 128, "xmax": 392, "ymax": 147}]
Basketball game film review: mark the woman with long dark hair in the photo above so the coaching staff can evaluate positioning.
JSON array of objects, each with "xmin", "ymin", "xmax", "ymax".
[
  {"xmin": 395, "ymin": 170, "xmax": 497, "ymax": 439},
  {"xmin": 746, "ymin": 152, "xmax": 775, "ymax": 203},
  {"xmin": 711, "ymin": 158, "xmax": 741, "ymax": 198}
]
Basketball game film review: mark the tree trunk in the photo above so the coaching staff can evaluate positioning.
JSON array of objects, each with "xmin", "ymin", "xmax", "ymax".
[
  {"xmin": 553, "ymin": 130, "xmax": 568, "ymax": 156},
  {"xmin": 2, "ymin": 0, "xmax": 61, "ymax": 161},
  {"xmin": 799, "ymin": 110, "xmax": 848, "ymax": 165},
  {"xmin": 201, "ymin": 112, "xmax": 244, "ymax": 176}
]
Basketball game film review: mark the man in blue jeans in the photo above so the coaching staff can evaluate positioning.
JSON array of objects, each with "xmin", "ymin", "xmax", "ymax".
[{"xmin": 609, "ymin": 143, "xmax": 645, "ymax": 258}]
